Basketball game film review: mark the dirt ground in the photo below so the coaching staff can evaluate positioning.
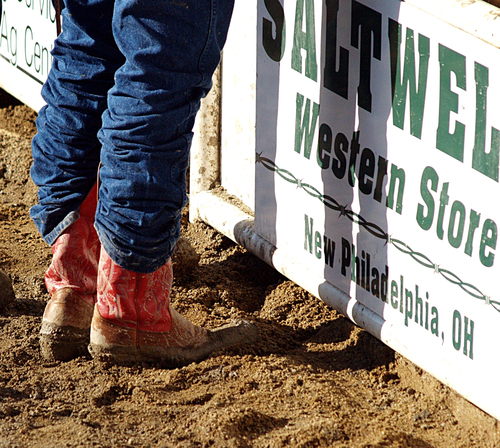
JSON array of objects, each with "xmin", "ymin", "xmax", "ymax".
[{"xmin": 0, "ymin": 88, "xmax": 499, "ymax": 448}]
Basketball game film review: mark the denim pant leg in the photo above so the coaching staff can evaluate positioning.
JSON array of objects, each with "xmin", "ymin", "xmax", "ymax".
[
  {"xmin": 30, "ymin": 0, "xmax": 124, "ymax": 245},
  {"xmin": 95, "ymin": 0, "xmax": 235, "ymax": 273}
]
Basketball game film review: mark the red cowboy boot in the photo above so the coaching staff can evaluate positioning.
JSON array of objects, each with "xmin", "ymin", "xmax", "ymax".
[
  {"xmin": 40, "ymin": 184, "xmax": 100, "ymax": 361},
  {"xmin": 89, "ymin": 246, "xmax": 258, "ymax": 366}
]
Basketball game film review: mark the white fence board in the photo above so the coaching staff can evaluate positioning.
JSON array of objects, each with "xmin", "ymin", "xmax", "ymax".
[{"xmin": 0, "ymin": 0, "xmax": 56, "ymax": 111}]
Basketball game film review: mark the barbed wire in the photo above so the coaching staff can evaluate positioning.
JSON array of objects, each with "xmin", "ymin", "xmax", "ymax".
[{"xmin": 256, "ymin": 153, "xmax": 500, "ymax": 313}]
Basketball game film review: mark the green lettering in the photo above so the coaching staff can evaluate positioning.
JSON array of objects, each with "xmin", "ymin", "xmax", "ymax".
[
  {"xmin": 436, "ymin": 44, "xmax": 466, "ymax": 162},
  {"xmin": 447, "ymin": 200, "xmax": 466, "ymax": 249},
  {"xmin": 386, "ymin": 163, "xmax": 405, "ymax": 214},
  {"xmin": 304, "ymin": 214, "xmax": 313, "ymax": 253},
  {"xmin": 317, "ymin": 123, "xmax": 332, "ymax": 169},
  {"xmin": 464, "ymin": 209, "xmax": 481, "ymax": 257},
  {"xmin": 291, "ymin": 0, "xmax": 317, "ymax": 81},
  {"xmin": 389, "ymin": 20, "xmax": 429, "ymax": 139},
  {"xmin": 430, "ymin": 307, "xmax": 439, "ymax": 336},
  {"xmin": 452, "ymin": 310, "xmax": 461, "ymax": 350},
  {"xmin": 472, "ymin": 62, "xmax": 499, "ymax": 182},
  {"xmin": 390, "ymin": 280, "xmax": 398, "ymax": 310},
  {"xmin": 436, "ymin": 182, "xmax": 449, "ymax": 241},
  {"xmin": 480, "ymin": 218, "xmax": 497, "ymax": 267},
  {"xmin": 463, "ymin": 317, "xmax": 474, "ymax": 359},
  {"xmin": 416, "ymin": 166, "xmax": 438, "ymax": 230},
  {"xmin": 295, "ymin": 93, "xmax": 319, "ymax": 159},
  {"xmin": 315, "ymin": 231, "xmax": 322, "ymax": 259},
  {"xmin": 262, "ymin": 0, "xmax": 286, "ymax": 62}
]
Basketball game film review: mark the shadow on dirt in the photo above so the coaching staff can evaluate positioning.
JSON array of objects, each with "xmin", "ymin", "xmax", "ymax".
[
  {"xmin": 222, "ymin": 316, "xmax": 395, "ymax": 374},
  {"xmin": 178, "ymin": 241, "xmax": 396, "ymax": 374}
]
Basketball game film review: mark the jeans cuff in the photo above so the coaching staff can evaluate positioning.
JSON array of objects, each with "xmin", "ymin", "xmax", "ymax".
[
  {"xmin": 44, "ymin": 211, "xmax": 81, "ymax": 246},
  {"xmin": 95, "ymin": 226, "xmax": 171, "ymax": 274}
]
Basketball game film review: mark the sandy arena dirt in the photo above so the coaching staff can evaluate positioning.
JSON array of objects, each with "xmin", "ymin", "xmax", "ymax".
[{"xmin": 0, "ymin": 88, "xmax": 499, "ymax": 447}]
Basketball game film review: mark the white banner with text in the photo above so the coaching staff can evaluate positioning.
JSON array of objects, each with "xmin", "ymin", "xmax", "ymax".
[{"xmin": 256, "ymin": 0, "xmax": 500, "ymax": 418}]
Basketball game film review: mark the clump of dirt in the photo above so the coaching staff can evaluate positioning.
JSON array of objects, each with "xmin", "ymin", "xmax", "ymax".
[
  {"xmin": 172, "ymin": 236, "xmax": 201, "ymax": 281},
  {"xmin": 0, "ymin": 269, "xmax": 15, "ymax": 312},
  {"xmin": 0, "ymin": 87, "xmax": 499, "ymax": 447}
]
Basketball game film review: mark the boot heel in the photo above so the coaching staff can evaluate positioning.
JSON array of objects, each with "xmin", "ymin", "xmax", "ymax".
[
  {"xmin": 89, "ymin": 306, "xmax": 140, "ymax": 365},
  {"xmin": 40, "ymin": 322, "xmax": 90, "ymax": 361},
  {"xmin": 40, "ymin": 288, "xmax": 94, "ymax": 361}
]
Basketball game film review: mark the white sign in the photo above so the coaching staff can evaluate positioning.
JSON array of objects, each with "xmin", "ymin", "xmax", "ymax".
[
  {"xmin": 256, "ymin": 0, "xmax": 500, "ymax": 418},
  {"xmin": 0, "ymin": 0, "xmax": 57, "ymax": 110}
]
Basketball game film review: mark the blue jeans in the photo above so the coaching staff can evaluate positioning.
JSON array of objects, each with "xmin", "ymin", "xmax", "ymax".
[{"xmin": 31, "ymin": 0, "xmax": 235, "ymax": 273}]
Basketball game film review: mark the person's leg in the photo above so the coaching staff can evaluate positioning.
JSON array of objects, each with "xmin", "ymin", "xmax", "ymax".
[
  {"xmin": 40, "ymin": 184, "xmax": 99, "ymax": 361},
  {"xmin": 95, "ymin": 0, "xmax": 235, "ymax": 272},
  {"xmin": 31, "ymin": 0, "xmax": 123, "ymax": 241},
  {"xmin": 89, "ymin": 0, "xmax": 257, "ymax": 365},
  {"xmin": 32, "ymin": 0, "xmax": 123, "ymax": 361}
]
